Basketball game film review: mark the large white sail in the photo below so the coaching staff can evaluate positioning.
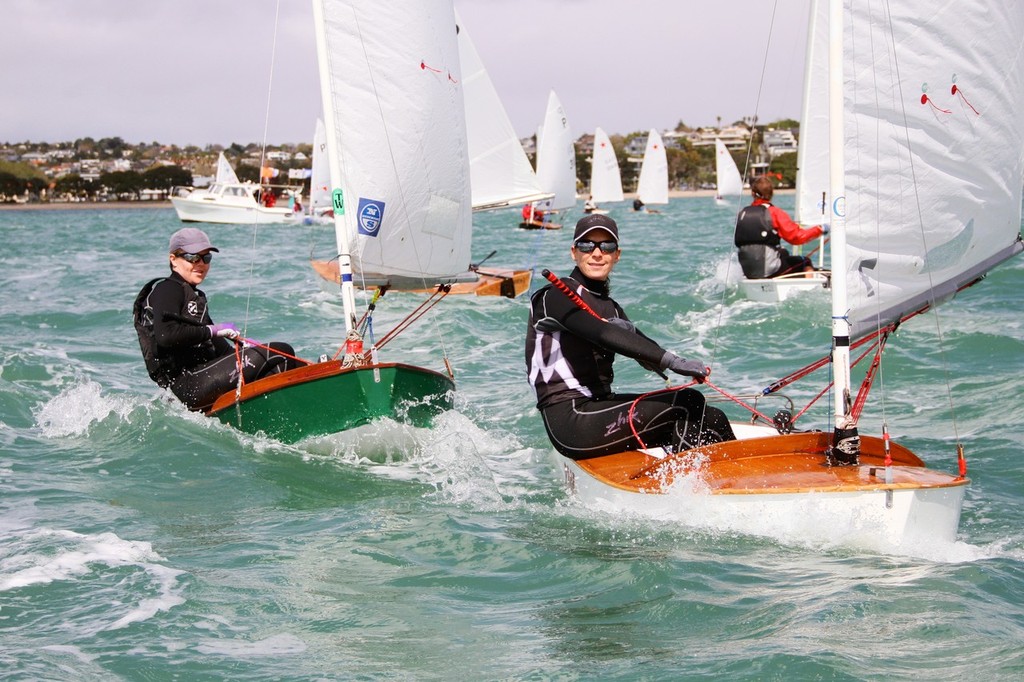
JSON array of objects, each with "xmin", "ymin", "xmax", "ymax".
[
  {"xmin": 794, "ymin": 0, "xmax": 829, "ymax": 226},
  {"xmin": 313, "ymin": 0, "xmax": 473, "ymax": 288},
  {"xmin": 714, "ymin": 138, "xmax": 743, "ymax": 199},
  {"xmin": 456, "ymin": 11, "xmax": 549, "ymax": 212},
  {"xmin": 214, "ymin": 152, "xmax": 239, "ymax": 185},
  {"xmin": 636, "ymin": 128, "xmax": 668, "ymax": 205},
  {"xmin": 309, "ymin": 118, "xmax": 330, "ymax": 214},
  {"xmin": 590, "ymin": 127, "xmax": 624, "ymax": 203},
  {"xmin": 840, "ymin": 1, "xmax": 1024, "ymax": 338},
  {"xmin": 534, "ymin": 90, "xmax": 577, "ymax": 211}
]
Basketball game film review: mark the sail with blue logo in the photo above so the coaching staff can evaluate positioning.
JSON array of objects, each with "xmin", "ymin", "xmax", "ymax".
[{"xmin": 314, "ymin": 0, "xmax": 473, "ymax": 289}]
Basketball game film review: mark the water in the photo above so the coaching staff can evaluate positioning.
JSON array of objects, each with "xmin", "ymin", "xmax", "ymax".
[{"xmin": 1, "ymin": 198, "xmax": 1022, "ymax": 680}]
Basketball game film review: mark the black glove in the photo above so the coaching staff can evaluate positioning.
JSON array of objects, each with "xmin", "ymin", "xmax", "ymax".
[
  {"xmin": 660, "ymin": 351, "xmax": 708, "ymax": 382},
  {"xmin": 605, "ymin": 317, "xmax": 635, "ymax": 333}
]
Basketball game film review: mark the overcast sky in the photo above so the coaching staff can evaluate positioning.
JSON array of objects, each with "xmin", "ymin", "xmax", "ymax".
[{"xmin": 3, "ymin": 0, "xmax": 811, "ymax": 147}]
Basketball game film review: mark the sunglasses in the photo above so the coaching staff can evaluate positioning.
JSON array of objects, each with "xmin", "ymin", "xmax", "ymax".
[
  {"xmin": 176, "ymin": 252, "xmax": 213, "ymax": 264},
  {"xmin": 574, "ymin": 240, "xmax": 619, "ymax": 254}
]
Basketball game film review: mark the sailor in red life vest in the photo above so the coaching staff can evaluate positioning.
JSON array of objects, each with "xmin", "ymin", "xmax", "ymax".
[
  {"xmin": 525, "ymin": 214, "xmax": 736, "ymax": 460},
  {"xmin": 522, "ymin": 203, "xmax": 545, "ymax": 224},
  {"xmin": 733, "ymin": 175, "xmax": 827, "ymax": 279}
]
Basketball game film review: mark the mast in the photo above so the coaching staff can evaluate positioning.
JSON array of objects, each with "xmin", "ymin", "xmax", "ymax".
[
  {"xmin": 827, "ymin": 0, "xmax": 858, "ymax": 464},
  {"xmin": 311, "ymin": 0, "xmax": 358, "ymax": 331}
]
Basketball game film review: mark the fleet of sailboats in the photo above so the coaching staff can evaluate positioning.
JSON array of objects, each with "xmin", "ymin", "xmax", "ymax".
[
  {"xmin": 167, "ymin": 0, "xmax": 1023, "ymax": 552},
  {"xmin": 559, "ymin": 0, "xmax": 1024, "ymax": 547}
]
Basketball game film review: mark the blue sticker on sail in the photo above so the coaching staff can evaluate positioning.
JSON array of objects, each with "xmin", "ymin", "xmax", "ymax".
[{"xmin": 357, "ymin": 198, "xmax": 385, "ymax": 237}]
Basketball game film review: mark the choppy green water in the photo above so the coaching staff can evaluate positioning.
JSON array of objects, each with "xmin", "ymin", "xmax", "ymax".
[{"xmin": 1, "ymin": 198, "xmax": 1022, "ymax": 680}]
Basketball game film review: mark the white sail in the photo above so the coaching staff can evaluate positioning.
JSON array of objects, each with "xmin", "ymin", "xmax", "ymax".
[
  {"xmin": 313, "ymin": 0, "xmax": 473, "ymax": 292},
  {"xmin": 714, "ymin": 138, "xmax": 743, "ymax": 199},
  {"xmin": 309, "ymin": 118, "xmax": 331, "ymax": 214},
  {"xmin": 838, "ymin": 1, "xmax": 1024, "ymax": 339},
  {"xmin": 455, "ymin": 12, "xmax": 549, "ymax": 212},
  {"xmin": 794, "ymin": 0, "xmax": 829, "ymax": 226},
  {"xmin": 534, "ymin": 90, "xmax": 577, "ymax": 211},
  {"xmin": 590, "ymin": 127, "xmax": 624, "ymax": 203},
  {"xmin": 214, "ymin": 152, "xmax": 239, "ymax": 185},
  {"xmin": 636, "ymin": 128, "xmax": 669, "ymax": 205}
]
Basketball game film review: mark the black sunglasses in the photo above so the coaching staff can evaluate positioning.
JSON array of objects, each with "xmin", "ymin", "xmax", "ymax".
[
  {"xmin": 574, "ymin": 240, "xmax": 619, "ymax": 254},
  {"xmin": 177, "ymin": 252, "xmax": 213, "ymax": 264}
]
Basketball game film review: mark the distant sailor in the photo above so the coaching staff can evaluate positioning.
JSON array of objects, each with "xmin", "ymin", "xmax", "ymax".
[
  {"xmin": 734, "ymin": 175, "xmax": 826, "ymax": 279},
  {"xmin": 133, "ymin": 227, "xmax": 304, "ymax": 410},
  {"xmin": 525, "ymin": 214, "xmax": 735, "ymax": 459}
]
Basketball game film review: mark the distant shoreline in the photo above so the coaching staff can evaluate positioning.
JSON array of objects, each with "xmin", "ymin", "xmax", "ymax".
[{"xmin": 0, "ymin": 188, "xmax": 793, "ymax": 212}]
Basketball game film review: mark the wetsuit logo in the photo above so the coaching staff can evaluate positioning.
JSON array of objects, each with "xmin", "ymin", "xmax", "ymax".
[
  {"xmin": 357, "ymin": 198, "xmax": 385, "ymax": 237},
  {"xmin": 187, "ymin": 301, "xmax": 198, "ymax": 316}
]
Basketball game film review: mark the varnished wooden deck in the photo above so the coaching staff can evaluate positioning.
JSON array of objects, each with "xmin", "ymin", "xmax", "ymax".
[{"xmin": 575, "ymin": 432, "xmax": 968, "ymax": 495}]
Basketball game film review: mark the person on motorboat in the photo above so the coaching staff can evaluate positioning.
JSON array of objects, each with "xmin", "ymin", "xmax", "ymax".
[
  {"xmin": 734, "ymin": 175, "xmax": 826, "ymax": 279},
  {"xmin": 583, "ymin": 195, "xmax": 598, "ymax": 213},
  {"xmin": 133, "ymin": 227, "xmax": 304, "ymax": 410},
  {"xmin": 525, "ymin": 214, "xmax": 736, "ymax": 460}
]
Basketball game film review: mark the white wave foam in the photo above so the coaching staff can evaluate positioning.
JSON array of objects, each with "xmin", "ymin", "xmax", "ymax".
[
  {"xmin": 34, "ymin": 380, "xmax": 135, "ymax": 438},
  {"xmin": 0, "ymin": 528, "xmax": 185, "ymax": 629}
]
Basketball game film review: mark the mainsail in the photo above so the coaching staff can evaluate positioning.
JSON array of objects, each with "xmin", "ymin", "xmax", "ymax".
[
  {"xmin": 309, "ymin": 118, "xmax": 331, "ymax": 215},
  {"xmin": 456, "ymin": 12, "xmax": 549, "ymax": 212},
  {"xmin": 714, "ymin": 138, "xmax": 743, "ymax": 199},
  {"xmin": 214, "ymin": 152, "xmax": 240, "ymax": 185},
  {"xmin": 313, "ymin": 0, "xmax": 473, "ymax": 288},
  {"xmin": 636, "ymin": 128, "xmax": 668, "ymax": 205},
  {"xmin": 535, "ymin": 90, "xmax": 577, "ymax": 212},
  {"xmin": 590, "ymin": 127, "xmax": 624, "ymax": 203},
  {"xmin": 839, "ymin": 1, "xmax": 1024, "ymax": 338}
]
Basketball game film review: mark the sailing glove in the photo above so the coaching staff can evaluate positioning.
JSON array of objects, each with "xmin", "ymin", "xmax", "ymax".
[
  {"xmin": 821, "ymin": 224, "xmax": 831, "ymax": 235},
  {"xmin": 208, "ymin": 322, "xmax": 240, "ymax": 340},
  {"xmin": 605, "ymin": 317, "xmax": 635, "ymax": 333},
  {"xmin": 660, "ymin": 351, "xmax": 708, "ymax": 382}
]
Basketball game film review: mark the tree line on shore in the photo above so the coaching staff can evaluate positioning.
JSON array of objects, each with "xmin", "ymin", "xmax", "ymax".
[{"xmin": 2, "ymin": 122, "xmax": 800, "ymax": 203}]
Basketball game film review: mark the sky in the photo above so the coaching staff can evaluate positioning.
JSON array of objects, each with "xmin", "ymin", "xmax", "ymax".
[{"xmin": 2, "ymin": 0, "xmax": 811, "ymax": 147}]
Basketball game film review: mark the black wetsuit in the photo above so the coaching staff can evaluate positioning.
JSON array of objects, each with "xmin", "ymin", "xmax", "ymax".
[
  {"xmin": 525, "ymin": 267, "xmax": 735, "ymax": 459},
  {"xmin": 142, "ymin": 272, "xmax": 297, "ymax": 410}
]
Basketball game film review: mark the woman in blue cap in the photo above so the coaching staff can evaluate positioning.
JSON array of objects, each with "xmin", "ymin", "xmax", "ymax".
[{"xmin": 133, "ymin": 227, "xmax": 303, "ymax": 410}]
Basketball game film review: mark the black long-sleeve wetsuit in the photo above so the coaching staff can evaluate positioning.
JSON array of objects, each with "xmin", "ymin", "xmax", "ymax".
[
  {"xmin": 525, "ymin": 267, "xmax": 735, "ymax": 459},
  {"xmin": 143, "ymin": 272, "xmax": 297, "ymax": 410}
]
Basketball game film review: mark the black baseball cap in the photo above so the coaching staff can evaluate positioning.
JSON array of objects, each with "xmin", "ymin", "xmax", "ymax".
[{"xmin": 573, "ymin": 214, "xmax": 619, "ymax": 243}]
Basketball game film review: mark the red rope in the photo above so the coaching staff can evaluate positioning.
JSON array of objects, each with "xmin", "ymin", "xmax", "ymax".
[
  {"xmin": 541, "ymin": 269, "xmax": 604, "ymax": 320},
  {"xmin": 921, "ymin": 93, "xmax": 952, "ymax": 114},
  {"xmin": 951, "ymin": 84, "xmax": 981, "ymax": 115}
]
